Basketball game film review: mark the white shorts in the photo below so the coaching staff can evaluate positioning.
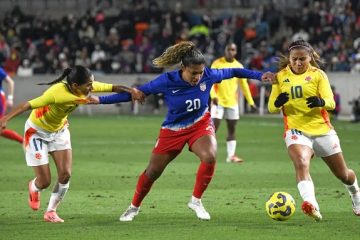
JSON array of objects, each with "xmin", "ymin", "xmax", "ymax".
[
  {"xmin": 24, "ymin": 120, "xmax": 72, "ymax": 166},
  {"xmin": 211, "ymin": 104, "xmax": 239, "ymax": 120},
  {"xmin": 284, "ymin": 129, "xmax": 342, "ymax": 157}
]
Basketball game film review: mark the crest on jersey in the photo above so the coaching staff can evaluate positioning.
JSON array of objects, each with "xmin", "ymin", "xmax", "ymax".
[
  {"xmin": 305, "ymin": 76, "xmax": 312, "ymax": 81},
  {"xmin": 200, "ymin": 82, "xmax": 206, "ymax": 91}
]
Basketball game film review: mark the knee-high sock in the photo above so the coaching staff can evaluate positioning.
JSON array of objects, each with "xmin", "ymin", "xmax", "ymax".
[
  {"xmin": 227, "ymin": 140, "xmax": 236, "ymax": 158},
  {"xmin": 297, "ymin": 180, "xmax": 320, "ymax": 210},
  {"xmin": 47, "ymin": 182, "xmax": 70, "ymax": 212},
  {"xmin": 132, "ymin": 171, "xmax": 154, "ymax": 207},
  {"xmin": 1, "ymin": 129, "xmax": 23, "ymax": 144},
  {"xmin": 192, "ymin": 162, "xmax": 216, "ymax": 199}
]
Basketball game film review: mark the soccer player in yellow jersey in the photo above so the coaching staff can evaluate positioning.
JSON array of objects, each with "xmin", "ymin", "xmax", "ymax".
[
  {"xmin": 268, "ymin": 39, "xmax": 360, "ymax": 221},
  {"xmin": 210, "ymin": 43, "xmax": 257, "ymax": 163},
  {"xmin": 0, "ymin": 65, "xmax": 143, "ymax": 223}
]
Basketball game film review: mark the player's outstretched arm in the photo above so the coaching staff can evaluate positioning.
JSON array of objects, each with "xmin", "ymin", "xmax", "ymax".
[{"xmin": 0, "ymin": 102, "xmax": 31, "ymax": 131}]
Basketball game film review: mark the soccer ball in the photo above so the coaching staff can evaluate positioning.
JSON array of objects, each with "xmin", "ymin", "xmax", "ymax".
[{"xmin": 265, "ymin": 192, "xmax": 296, "ymax": 221}]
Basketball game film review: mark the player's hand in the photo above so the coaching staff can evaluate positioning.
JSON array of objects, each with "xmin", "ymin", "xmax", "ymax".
[
  {"xmin": 86, "ymin": 95, "xmax": 100, "ymax": 104},
  {"xmin": 6, "ymin": 99, "xmax": 13, "ymax": 108},
  {"xmin": 274, "ymin": 92, "xmax": 289, "ymax": 108},
  {"xmin": 306, "ymin": 96, "xmax": 325, "ymax": 108},
  {"xmin": 261, "ymin": 72, "xmax": 276, "ymax": 83},
  {"xmin": 250, "ymin": 104, "xmax": 258, "ymax": 112},
  {"xmin": 130, "ymin": 88, "xmax": 146, "ymax": 104},
  {"xmin": 212, "ymin": 97, "xmax": 218, "ymax": 106}
]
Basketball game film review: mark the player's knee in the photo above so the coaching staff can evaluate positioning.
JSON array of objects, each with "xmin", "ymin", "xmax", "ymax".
[
  {"xmin": 293, "ymin": 155, "xmax": 310, "ymax": 171},
  {"xmin": 37, "ymin": 177, "xmax": 51, "ymax": 189},
  {"xmin": 201, "ymin": 152, "xmax": 216, "ymax": 163},
  {"xmin": 58, "ymin": 172, "xmax": 71, "ymax": 184}
]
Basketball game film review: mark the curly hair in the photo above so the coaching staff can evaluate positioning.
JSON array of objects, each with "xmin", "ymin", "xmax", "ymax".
[{"xmin": 152, "ymin": 41, "xmax": 205, "ymax": 68}]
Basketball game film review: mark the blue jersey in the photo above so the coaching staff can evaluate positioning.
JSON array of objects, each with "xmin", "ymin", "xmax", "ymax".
[
  {"xmin": 0, "ymin": 67, "xmax": 7, "ymax": 92},
  {"xmin": 100, "ymin": 67, "xmax": 262, "ymax": 130}
]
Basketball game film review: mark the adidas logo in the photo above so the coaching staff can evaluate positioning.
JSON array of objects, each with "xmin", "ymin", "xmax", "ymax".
[{"xmin": 283, "ymin": 79, "xmax": 290, "ymax": 82}]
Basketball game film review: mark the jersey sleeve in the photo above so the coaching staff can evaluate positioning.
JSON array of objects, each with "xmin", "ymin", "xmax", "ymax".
[
  {"xmin": 268, "ymin": 83, "xmax": 282, "ymax": 113},
  {"xmin": 0, "ymin": 67, "xmax": 7, "ymax": 80},
  {"xmin": 99, "ymin": 74, "xmax": 168, "ymax": 104},
  {"xmin": 210, "ymin": 68, "xmax": 263, "ymax": 83},
  {"xmin": 239, "ymin": 79, "xmax": 255, "ymax": 106},
  {"xmin": 318, "ymin": 70, "xmax": 335, "ymax": 110},
  {"xmin": 92, "ymin": 81, "xmax": 113, "ymax": 92},
  {"xmin": 28, "ymin": 91, "xmax": 56, "ymax": 109}
]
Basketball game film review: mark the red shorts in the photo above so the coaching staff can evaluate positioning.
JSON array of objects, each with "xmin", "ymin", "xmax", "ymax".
[
  {"xmin": 0, "ymin": 91, "xmax": 6, "ymax": 117},
  {"xmin": 153, "ymin": 113, "xmax": 215, "ymax": 154}
]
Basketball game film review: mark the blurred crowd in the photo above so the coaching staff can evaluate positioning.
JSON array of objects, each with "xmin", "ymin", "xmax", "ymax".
[{"xmin": 1, "ymin": 0, "xmax": 360, "ymax": 76}]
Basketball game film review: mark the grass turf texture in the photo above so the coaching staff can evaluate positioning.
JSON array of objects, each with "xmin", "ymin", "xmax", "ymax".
[{"xmin": 1, "ymin": 115, "xmax": 360, "ymax": 240}]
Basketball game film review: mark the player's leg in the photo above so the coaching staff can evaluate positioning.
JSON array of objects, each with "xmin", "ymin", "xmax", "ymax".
[
  {"xmin": 317, "ymin": 132, "xmax": 360, "ymax": 216},
  {"xmin": 43, "ymin": 149, "xmax": 72, "ymax": 223},
  {"xmin": 24, "ymin": 123, "xmax": 51, "ymax": 211},
  {"xmin": 225, "ymin": 119, "xmax": 243, "ymax": 163},
  {"xmin": 120, "ymin": 152, "xmax": 178, "ymax": 222},
  {"xmin": 0, "ymin": 92, "xmax": 23, "ymax": 143},
  {"xmin": 210, "ymin": 104, "xmax": 223, "ymax": 132},
  {"xmin": 224, "ymin": 106, "xmax": 242, "ymax": 163},
  {"xmin": 285, "ymin": 129, "xmax": 322, "ymax": 221},
  {"xmin": 288, "ymin": 144, "xmax": 322, "ymax": 221},
  {"xmin": 322, "ymin": 152, "xmax": 360, "ymax": 215},
  {"xmin": 188, "ymin": 133, "xmax": 217, "ymax": 220}
]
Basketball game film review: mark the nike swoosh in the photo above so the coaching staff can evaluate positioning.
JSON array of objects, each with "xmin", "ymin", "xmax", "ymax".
[{"xmin": 172, "ymin": 90, "xmax": 180, "ymax": 93}]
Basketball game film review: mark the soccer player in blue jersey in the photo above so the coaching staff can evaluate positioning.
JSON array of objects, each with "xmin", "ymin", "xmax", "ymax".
[
  {"xmin": 0, "ymin": 67, "xmax": 23, "ymax": 144},
  {"xmin": 91, "ymin": 41, "xmax": 274, "ymax": 221}
]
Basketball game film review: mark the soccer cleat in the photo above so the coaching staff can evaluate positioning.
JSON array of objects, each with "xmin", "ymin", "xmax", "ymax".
[
  {"xmin": 44, "ymin": 211, "xmax": 64, "ymax": 223},
  {"xmin": 301, "ymin": 201, "xmax": 322, "ymax": 221},
  {"xmin": 351, "ymin": 193, "xmax": 360, "ymax": 216},
  {"xmin": 28, "ymin": 181, "xmax": 40, "ymax": 211},
  {"xmin": 187, "ymin": 198, "xmax": 211, "ymax": 220},
  {"xmin": 119, "ymin": 205, "xmax": 140, "ymax": 222},
  {"xmin": 226, "ymin": 155, "xmax": 244, "ymax": 163}
]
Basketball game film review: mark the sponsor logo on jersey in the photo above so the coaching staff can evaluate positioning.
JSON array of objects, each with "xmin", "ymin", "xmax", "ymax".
[
  {"xmin": 172, "ymin": 89, "xmax": 180, "ymax": 93},
  {"xmin": 283, "ymin": 79, "xmax": 290, "ymax": 82},
  {"xmin": 305, "ymin": 76, "xmax": 312, "ymax": 81}
]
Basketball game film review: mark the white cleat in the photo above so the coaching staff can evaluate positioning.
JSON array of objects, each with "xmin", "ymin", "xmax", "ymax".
[
  {"xmin": 119, "ymin": 204, "xmax": 140, "ymax": 222},
  {"xmin": 351, "ymin": 193, "xmax": 360, "ymax": 216},
  {"xmin": 187, "ymin": 198, "xmax": 211, "ymax": 220}
]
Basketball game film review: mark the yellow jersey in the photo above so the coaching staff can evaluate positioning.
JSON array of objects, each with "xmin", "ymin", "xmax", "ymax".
[
  {"xmin": 268, "ymin": 65, "xmax": 335, "ymax": 136},
  {"xmin": 28, "ymin": 81, "xmax": 113, "ymax": 132},
  {"xmin": 210, "ymin": 57, "xmax": 254, "ymax": 108}
]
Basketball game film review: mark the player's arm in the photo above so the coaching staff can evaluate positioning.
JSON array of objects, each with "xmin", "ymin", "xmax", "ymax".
[
  {"xmin": 239, "ymin": 78, "xmax": 255, "ymax": 107},
  {"xmin": 306, "ymin": 71, "xmax": 335, "ymax": 109},
  {"xmin": 97, "ymin": 75, "xmax": 166, "ymax": 104},
  {"xmin": 4, "ymin": 75, "xmax": 15, "ymax": 107},
  {"xmin": 0, "ymin": 89, "xmax": 54, "ymax": 131},
  {"xmin": 0, "ymin": 102, "xmax": 31, "ymax": 131},
  {"xmin": 268, "ymin": 83, "xmax": 286, "ymax": 113},
  {"xmin": 211, "ymin": 68, "xmax": 275, "ymax": 83}
]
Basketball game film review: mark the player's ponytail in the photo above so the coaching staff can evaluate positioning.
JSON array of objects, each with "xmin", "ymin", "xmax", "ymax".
[
  {"xmin": 37, "ymin": 66, "xmax": 92, "ymax": 86},
  {"xmin": 153, "ymin": 41, "xmax": 205, "ymax": 68},
  {"xmin": 37, "ymin": 68, "xmax": 72, "ymax": 85}
]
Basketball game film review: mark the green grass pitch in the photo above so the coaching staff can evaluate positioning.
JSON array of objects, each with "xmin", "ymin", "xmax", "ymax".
[{"xmin": 1, "ymin": 115, "xmax": 360, "ymax": 240}]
